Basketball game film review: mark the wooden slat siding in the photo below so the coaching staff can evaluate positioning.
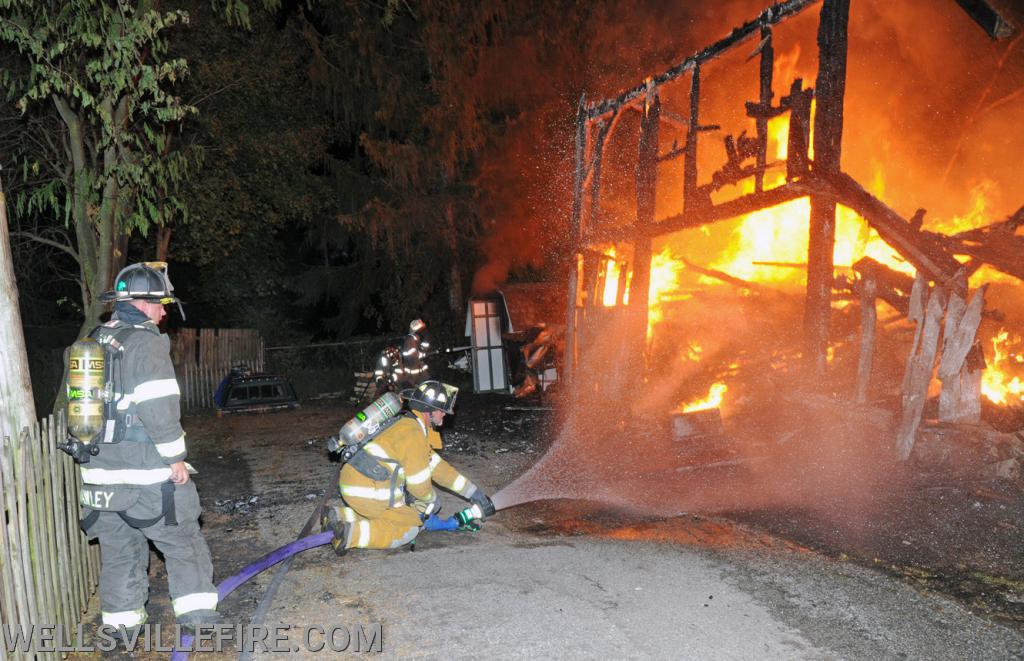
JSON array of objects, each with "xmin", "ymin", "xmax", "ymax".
[{"xmin": 171, "ymin": 328, "xmax": 265, "ymax": 410}]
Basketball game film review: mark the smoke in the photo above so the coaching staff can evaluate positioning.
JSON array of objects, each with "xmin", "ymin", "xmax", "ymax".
[{"xmin": 493, "ymin": 301, "xmax": 898, "ymax": 527}]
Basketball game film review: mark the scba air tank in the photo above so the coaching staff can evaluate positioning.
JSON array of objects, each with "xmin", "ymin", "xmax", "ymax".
[
  {"xmin": 339, "ymin": 392, "xmax": 403, "ymax": 446},
  {"xmin": 67, "ymin": 337, "xmax": 106, "ymax": 443}
]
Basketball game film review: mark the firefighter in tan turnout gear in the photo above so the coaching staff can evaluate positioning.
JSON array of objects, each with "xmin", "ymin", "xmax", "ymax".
[
  {"xmin": 322, "ymin": 380, "xmax": 496, "ymax": 552},
  {"xmin": 75, "ymin": 263, "xmax": 218, "ymax": 633}
]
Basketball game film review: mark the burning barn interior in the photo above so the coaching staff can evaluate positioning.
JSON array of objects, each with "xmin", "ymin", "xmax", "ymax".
[{"xmin": 545, "ymin": 0, "xmax": 1024, "ymax": 489}]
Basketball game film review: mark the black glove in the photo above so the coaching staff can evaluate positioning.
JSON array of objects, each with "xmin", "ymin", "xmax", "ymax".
[{"xmin": 470, "ymin": 491, "xmax": 496, "ymax": 518}]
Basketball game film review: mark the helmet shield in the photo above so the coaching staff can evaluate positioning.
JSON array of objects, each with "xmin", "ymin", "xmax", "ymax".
[{"xmin": 402, "ymin": 380, "xmax": 458, "ymax": 414}]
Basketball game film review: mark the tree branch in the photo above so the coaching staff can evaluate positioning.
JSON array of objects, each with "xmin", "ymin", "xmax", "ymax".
[{"xmin": 12, "ymin": 229, "xmax": 80, "ymax": 263}]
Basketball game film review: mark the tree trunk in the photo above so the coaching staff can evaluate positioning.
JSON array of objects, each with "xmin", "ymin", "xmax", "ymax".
[{"xmin": 0, "ymin": 175, "xmax": 37, "ymax": 442}]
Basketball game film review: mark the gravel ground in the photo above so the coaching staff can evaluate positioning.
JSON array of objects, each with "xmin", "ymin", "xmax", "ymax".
[{"xmin": 74, "ymin": 397, "xmax": 1024, "ymax": 660}]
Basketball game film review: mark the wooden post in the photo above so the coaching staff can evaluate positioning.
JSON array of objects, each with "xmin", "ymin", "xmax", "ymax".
[
  {"xmin": 855, "ymin": 272, "xmax": 877, "ymax": 403},
  {"xmin": 755, "ymin": 25, "xmax": 774, "ymax": 193},
  {"xmin": 589, "ymin": 118, "xmax": 613, "ymax": 234},
  {"xmin": 630, "ymin": 91, "xmax": 660, "ymax": 367},
  {"xmin": 0, "ymin": 174, "xmax": 36, "ymax": 444},
  {"xmin": 683, "ymin": 65, "xmax": 701, "ymax": 216},
  {"xmin": 565, "ymin": 96, "xmax": 587, "ymax": 386},
  {"xmin": 804, "ymin": 0, "xmax": 850, "ymax": 376},
  {"xmin": 782, "ymin": 79, "xmax": 813, "ymax": 181}
]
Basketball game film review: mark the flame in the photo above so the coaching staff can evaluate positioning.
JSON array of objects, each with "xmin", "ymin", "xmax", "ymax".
[
  {"xmin": 981, "ymin": 330, "xmax": 1024, "ymax": 405},
  {"xmin": 594, "ymin": 46, "xmax": 1022, "ymax": 409},
  {"xmin": 648, "ymin": 247, "xmax": 687, "ymax": 336},
  {"xmin": 681, "ymin": 382, "xmax": 728, "ymax": 413},
  {"xmin": 601, "ymin": 248, "xmax": 622, "ymax": 306},
  {"xmin": 709, "ymin": 115, "xmax": 910, "ymax": 283}
]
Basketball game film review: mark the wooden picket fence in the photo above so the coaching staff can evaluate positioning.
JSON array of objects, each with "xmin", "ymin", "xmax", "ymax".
[
  {"xmin": 178, "ymin": 359, "xmax": 262, "ymax": 411},
  {"xmin": 0, "ymin": 412, "xmax": 99, "ymax": 660},
  {"xmin": 170, "ymin": 328, "xmax": 264, "ymax": 411}
]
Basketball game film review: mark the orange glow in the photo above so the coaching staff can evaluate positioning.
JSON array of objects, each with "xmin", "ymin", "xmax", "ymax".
[
  {"xmin": 981, "ymin": 330, "xmax": 1024, "ymax": 405},
  {"xmin": 584, "ymin": 44, "xmax": 1022, "ymax": 422},
  {"xmin": 601, "ymin": 248, "xmax": 622, "ymax": 306},
  {"xmin": 681, "ymin": 382, "xmax": 728, "ymax": 413},
  {"xmin": 709, "ymin": 116, "xmax": 909, "ymax": 283},
  {"xmin": 647, "ymin": 247, "xmax": 687, "ymax": 336}
]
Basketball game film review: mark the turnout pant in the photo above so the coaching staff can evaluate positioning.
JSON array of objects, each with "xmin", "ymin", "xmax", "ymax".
[
  {"xmin": 84, "ymin": 481, "xmax": 217, "ymax": 628},
  {"xmin": 329, "ymin": 496, "xmax": 422, "ymax": 550}
]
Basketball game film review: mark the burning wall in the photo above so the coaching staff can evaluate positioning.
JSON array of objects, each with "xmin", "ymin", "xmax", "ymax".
[
  {"xmin": 494, "ymin": 0, "xmax": 1023, "ymax": 526},
  {"xmin": 565, "ymin": 0, "xmax": 1024, "ymax": 418}
]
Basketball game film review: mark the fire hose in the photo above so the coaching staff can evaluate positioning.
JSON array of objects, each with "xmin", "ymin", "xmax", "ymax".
[{"xmin": 169, "ymin": 513, "xmax": 459, "ymax": 660}]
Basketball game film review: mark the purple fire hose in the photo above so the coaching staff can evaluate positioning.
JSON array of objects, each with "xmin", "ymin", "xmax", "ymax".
[
  {"xmin": 170, "ymin": 531, "xmax": 333, "ymax": 660},
  {"xmin": 170, "ymin": 515, "xmax": 457, "ymax": 658}
]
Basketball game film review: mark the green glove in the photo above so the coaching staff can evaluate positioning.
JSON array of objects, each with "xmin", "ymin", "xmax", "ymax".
[{"xmin": 454, "ymin": 507, "xmax": 482, "ymax": 532}]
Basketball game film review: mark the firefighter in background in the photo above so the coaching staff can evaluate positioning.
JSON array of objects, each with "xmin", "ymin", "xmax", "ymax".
[
  {"xmin": 372, "ymin": 345, "xmax": 403, "ymax": 398},
  {"xmin": 398, "ymin": 318, "xmax": 431, "ymax": 387},
  {"xmin": 77, "ymin": 263, "xmax": 218, "ymax": 633},
  {"xmin": 322, "ymin": 380, "xmax": 495, "ymax": 553}
]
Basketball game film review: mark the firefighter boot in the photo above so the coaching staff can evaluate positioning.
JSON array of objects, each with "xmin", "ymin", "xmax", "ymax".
[{"xmin": 321, "ymin": 505, "xmax": 351, "ymax": 556}]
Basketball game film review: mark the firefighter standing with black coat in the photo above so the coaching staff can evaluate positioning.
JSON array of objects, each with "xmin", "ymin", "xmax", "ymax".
[{"xmin": 75, "ymin": 263, "xmax": 218, "ymax": 633}]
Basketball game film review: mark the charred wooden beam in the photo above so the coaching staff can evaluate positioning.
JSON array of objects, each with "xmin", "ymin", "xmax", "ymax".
[
  {"xmin": 805, "ymin": 0, "xmax": 850, "ymax": 377},
  {"xmin": 823, "ymin": 171, "xmax": 966, "ymax": 294},
  {"xmin": 584, "ymin": 118, "xmax": 614, "ymax": 244},
  {"xmin": 583, "ymin": 180, "xmax": 820, "ymax": 248},
  {"xmin": 680, "ymin": 258, "xmax": 777, "ymax": 296},
  {"xmin": 755, "ymin": 25, "xmax": 774, "ymax": 193},
  {"xmin": 630, "ymin": 92, "xmax": 660, "ymax": 367},
  {"xmin": 852, "ymin": 257, "xmax": 914, "ymax": 315},
  {"xmin": 929, "ymin": 205, "xmax": 1024, "ymax": 282},
  {"xmin": 683, "ymin": 65, "xmax": 702, "ymax": 216},
  {"xmin": 623, "ymin": 180, "xmax": 822, "ymax": 242},
  {"xmin": 781, "ymin": 79, "xmax": 814, "ymax": 180},
  {"xmin": 565, "ymin": 96, "xmax": 588, "ymax": 385},
  {"xmin": 585, "ymin": 0, "xmax": 822, "ymax": 121},
  {"xmin": 581, "ymin": 107, "xmax": 625, "ymax": 195},
  {"xmin": 709, "ymin": 131, "xmax": 761, "ymax": 192},
  {"xmin": 954, "ymin": 0, "xmax": 1017, "ymax": 39},
  {"xmin": 935, "ymin": 235, "xmax": 1024, "ymax": 281}
]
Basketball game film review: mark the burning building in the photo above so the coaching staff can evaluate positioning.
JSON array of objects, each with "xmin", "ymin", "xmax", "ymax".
[{"xmin": 561, "ymin": 0, "xmax": 1023, "ymax": 465}]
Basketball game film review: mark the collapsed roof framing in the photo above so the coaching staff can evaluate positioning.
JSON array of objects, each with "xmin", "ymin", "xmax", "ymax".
[{"xmin": 563, "ymin": 0, "xmax": 1021, "ymax": 386}]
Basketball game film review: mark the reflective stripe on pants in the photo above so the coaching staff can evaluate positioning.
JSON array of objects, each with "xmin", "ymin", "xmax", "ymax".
[
  {"xmin": 90, "ymin": 482, "xmax": 217, "ymax": 623},
  {"xmin": 337, "ymin": 497, "xmax": 422, "ymax": 550}
]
